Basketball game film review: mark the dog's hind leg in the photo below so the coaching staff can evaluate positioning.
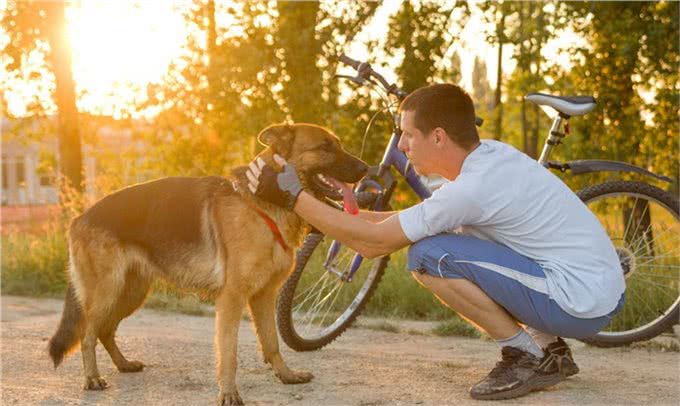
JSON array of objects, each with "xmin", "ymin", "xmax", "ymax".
[
  {"xmin": 248, "ymin": 284, "xmax": 313, "ymax": 385},
  {"xmin": 215, "ymin": 287, "xmax": 246, "ymax": 406},
  {"xmin": 99, "ymin": 266, "xmax": 151, "ymax": 373},
  {"xmin": 79, "ymin": 254, "xmax": 128, "ymax": 390}
]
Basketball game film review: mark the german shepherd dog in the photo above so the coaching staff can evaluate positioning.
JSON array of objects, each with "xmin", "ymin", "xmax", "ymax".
[{"xmin": 48, "ymin": 123, "xmax": 368, "ymax": 405}]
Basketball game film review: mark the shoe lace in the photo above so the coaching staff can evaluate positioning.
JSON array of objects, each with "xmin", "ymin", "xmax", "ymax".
[
  {"xmin": 539, "ymin": 348, "xmax": 570, "ymax": 372},
  {"xmin": 488, "ymin": 348, "xmax": 527, "ymax": 379}
]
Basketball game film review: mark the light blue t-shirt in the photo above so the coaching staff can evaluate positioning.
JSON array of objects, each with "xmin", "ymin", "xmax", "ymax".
[{"xmin": 399, "ymin": 140, "xmax": 625, "ymax": 319}]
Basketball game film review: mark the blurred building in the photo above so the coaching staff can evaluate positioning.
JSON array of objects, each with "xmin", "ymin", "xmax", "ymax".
[{"xmin": 1, "ymin": 117, "xmax": 148, "ymax": 206}]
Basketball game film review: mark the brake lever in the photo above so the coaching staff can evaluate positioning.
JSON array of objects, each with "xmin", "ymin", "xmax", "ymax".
[{"xmin": 334, "ymin": 74, "xmax": 366, "ymax": 86}]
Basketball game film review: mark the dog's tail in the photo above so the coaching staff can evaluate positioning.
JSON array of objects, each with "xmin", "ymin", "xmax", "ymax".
[{"xmin": 48, "ymin": 282, "xmax": 85, "ymax": 368}]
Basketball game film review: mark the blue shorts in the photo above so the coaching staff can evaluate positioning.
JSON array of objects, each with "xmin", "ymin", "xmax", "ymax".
[{"xmin": 407, "ymin": 234, "xmax": 624, "ymax": 339}]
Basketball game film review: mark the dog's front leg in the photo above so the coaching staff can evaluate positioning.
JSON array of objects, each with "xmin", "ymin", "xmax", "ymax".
[
  {"xmin": 215, "ymin": 289, "xmax": 246, "ymax": 406},
  {"xmin": 248, "ymin": 285, "xmax": 314, "ymax": 384}
]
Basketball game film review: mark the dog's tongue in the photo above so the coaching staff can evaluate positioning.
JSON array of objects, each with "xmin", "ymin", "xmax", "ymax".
[{"xmin": 327, "ymin": 178, "xmax": 359, "ymax": 215}]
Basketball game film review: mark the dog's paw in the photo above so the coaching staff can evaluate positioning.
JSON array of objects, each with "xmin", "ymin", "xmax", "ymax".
[
  {"xmin": 218, "ymin": 390, "xmax": 244, "ymax": 406},
  {"xmin": 83, "ymin": 376, "xmax": 108, "ymax": 390},
  {"xmin": 118, "ymin": 360, "xmax": 145, "ymax": 373},
  {"xmin": 277, "ymin": 369, "xmax": 314, "ymax": 385}
]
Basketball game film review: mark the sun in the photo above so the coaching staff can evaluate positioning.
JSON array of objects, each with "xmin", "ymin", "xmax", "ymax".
[{"xmin": 66, "ymin": 0, "xmax": 189, "ymax": 118}]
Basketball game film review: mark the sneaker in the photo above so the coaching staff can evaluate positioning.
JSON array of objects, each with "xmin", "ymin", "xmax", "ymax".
[
  {"xmin": 543, "ymin": 337, "xmax": 579, "ymax": 377},
  {"xmin": 469, "ymin": 347, "xmax": 564, "ymax": 400}
]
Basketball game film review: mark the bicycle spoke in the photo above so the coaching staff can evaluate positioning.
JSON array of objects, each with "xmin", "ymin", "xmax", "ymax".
[
  {"xmin": 636, "ymin": 248, "xmax": 680, "ymax": 268},
  {"xmin": 629, "ymin": 277, "xmax": 678, "ymax": 297},
  {"xmin": 294, "ymin": 271, "xmax": 334, "ymax": 314},
  {"xmin": 301, "ymin": 279, "xmax": 344, "ymax": 334},
  {"xmin": 630, "ymin": 222, "xmax": 675, "ymax": 258},
  {"xmin": 587, "ymin": 187, "xmax": 679, "ymax": 340},
  {"xmin": 294, "ymin": 269, "xmax": 332, "ymax": 303},
  {"xmin": 622, "ymin": 196, "xmax": 640, "ymax": 243},
  {"xmin": 634, "ymin": 270, "xmax": 680, "ymax": 279},
  {"xmin": 626, "ymin": 197, "xmax": 651, "ymax": 248},
  {"xmin": 313, "ymin": 280, "xmax": 347, "ymax": 332}
]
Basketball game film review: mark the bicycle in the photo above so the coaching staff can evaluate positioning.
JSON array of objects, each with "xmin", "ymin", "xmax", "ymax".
[{"xmin": 276, "ymin": 55, "xmax": 679, "ymax": 351}]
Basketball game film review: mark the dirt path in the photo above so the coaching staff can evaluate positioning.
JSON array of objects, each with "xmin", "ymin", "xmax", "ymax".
[{"xmin": 2, "ymin": 296, "xmax": 679, "ymax": 405}]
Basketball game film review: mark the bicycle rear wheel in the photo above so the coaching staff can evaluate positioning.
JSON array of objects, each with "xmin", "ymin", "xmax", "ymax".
[{"xmin": 577, "ymin": 180, "xmax": 679, "ymax": 347}]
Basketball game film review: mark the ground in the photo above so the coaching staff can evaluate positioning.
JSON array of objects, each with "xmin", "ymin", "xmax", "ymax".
[{"xmin": 2, "ymin": 295, "xmax": 679, "ymax": 405}]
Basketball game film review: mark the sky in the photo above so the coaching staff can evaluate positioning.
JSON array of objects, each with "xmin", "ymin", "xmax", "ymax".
[{"xmin": 1, "ymin": 0, "xmax": 579, "ymax": 119}]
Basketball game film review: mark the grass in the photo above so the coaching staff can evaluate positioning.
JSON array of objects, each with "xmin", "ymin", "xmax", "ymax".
[
  {"xmin": 361, "ymin": 320, "xmax": 401, "ymax": 333},
  {"xmin": 4, "ymin": 205, "xmax": 678, "ymax": 340},
  {"xmin": 362, "ymin": 249, "xmax": 458, "ymax": 321},
  {"xmin": 144, "ymin": 282, "xmax": 212, "ymax": 316},
  {"xmin": 1, "ymin": 223, "xmax": 69, "ymax": 297},
  {"xmin": 1, "ymin": 223, "xmax": 213, "ymax": 317},
  {"xmin": 431, "ymin": 318, "xmax": 482, "ymax": 338}
]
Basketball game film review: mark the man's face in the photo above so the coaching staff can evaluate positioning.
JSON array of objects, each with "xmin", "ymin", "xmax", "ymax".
[{"xmin": 397, "ymin": 110, "xmax": 437, "ymax": 176}]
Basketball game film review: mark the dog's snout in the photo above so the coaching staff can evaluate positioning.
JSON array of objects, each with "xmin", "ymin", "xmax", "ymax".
[{"xmin": 346, "ymin": 155, "xmax": 369, "ymax": 182}]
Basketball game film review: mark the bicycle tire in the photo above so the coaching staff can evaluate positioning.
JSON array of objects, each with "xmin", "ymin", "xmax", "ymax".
[
  {"xmin": 277, "ymin": 191, "xmax": 388, "ymax": 352},
  {"xmin": 577, "ymin": 180, "xmax": 679, "ymax": 347}
]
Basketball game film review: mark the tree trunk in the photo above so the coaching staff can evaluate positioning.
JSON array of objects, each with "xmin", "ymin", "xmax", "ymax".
[
  {"xmin": 277, "ymin": 1, "xmax": 323, "ymax": 123},
  {"xmin": 45, "ymin": 2, "xmax": 83, "ymax": 196},
  {"xmin": 519, "ymin": 3, "xmax": 528, "ymax": 154},
  {"xmin": 493, "ymin": 12, "xmax": 505, "ymax": 141}
]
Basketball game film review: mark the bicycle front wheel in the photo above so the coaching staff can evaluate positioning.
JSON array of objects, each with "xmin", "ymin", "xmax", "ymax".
[
  {"xmin": 578, "ymin": 180, "xmax": 679, "ymax": 347},
  {"xmin": 276, "ymin": 232, "xmax": 389, "ymax": 351},
  {"xmin": 277, "ymin": 190, "xmax": 389, "ymax": 351}
]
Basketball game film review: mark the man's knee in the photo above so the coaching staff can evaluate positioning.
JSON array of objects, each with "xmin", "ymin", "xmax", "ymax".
[
  {"xmin": 406, "ymin": 239, "xmax": 431, "ymax": 271},
  {"xmin": 410, "ymin": 269, "xmax": 429, "ymax": 285}
]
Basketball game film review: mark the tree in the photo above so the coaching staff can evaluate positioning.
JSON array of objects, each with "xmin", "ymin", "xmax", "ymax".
[
  {"xmin": 471, "ymin": 56, "xmax": 494, "ymax": 136},
  {"xmin": 142, "ymin": 0, "xmax": 380, "ymax": 176},
  {"xmin": 386, "ymin": 0, "xmax": 470, "ymax": 92},
  {"xmin": 3, "ymin": 1, "xmax": 84, "ymax": 196},
  {"xmin": 560, "ymin": 2, "xmax": 678, "ymax": 181}
]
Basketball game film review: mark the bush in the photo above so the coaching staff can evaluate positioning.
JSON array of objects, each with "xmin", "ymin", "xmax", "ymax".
[{"xmin": 1, "ymin": 224, "xmax": 69, "ymax": 297}]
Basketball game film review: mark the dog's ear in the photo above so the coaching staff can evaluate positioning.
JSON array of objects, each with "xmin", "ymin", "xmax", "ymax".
[{"xmin": 257, "ymin": 123, "xmax": 296, "ymax": 158}]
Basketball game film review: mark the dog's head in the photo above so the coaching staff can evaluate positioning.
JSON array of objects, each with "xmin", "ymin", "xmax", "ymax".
[{"xmin": 257, "ymin": 123, "xmax": 369, "ymax": 200}]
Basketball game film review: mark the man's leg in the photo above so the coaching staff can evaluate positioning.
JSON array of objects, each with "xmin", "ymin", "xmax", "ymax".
[
  {"xmin": 410, "ymin": 272, "xmax": 543, "ymax": 357},
  {"xmin": 406, "ymin": 234, "xmax": 580, "ymax": 400}
]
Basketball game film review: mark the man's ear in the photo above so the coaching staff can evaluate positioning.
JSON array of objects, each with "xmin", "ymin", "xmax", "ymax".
[
  {"xmin": 433, "ymin": 128, "xmax": 447, "ymax": 146},
  {"xmin": 257, "ymin": 123, "xmax": 296, "ymax": 158}
]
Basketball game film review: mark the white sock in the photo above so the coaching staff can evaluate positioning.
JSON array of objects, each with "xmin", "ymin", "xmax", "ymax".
[
  {"xmin": 526, "ymin": 327, "xmax": 558, "ymax": 349},
  {"xmin": 496, "ymin": 328, "xmax": 544, "ymax": 358}
]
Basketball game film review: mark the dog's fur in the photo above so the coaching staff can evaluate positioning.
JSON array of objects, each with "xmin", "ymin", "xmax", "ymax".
[{"xmin": 47, "ymin": 123, "xmax": 368, "ymax": 405}]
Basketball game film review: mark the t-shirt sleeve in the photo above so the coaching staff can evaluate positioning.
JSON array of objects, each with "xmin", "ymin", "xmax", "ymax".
[{"xmin": 398, "ymin": 181, "xmax": 482, "ymax": 242}]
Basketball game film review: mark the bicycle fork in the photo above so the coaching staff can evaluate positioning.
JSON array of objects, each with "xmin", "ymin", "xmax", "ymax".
[{"xmin": 323, "ymin": 241, "xmax": 364, "ymax": 282}]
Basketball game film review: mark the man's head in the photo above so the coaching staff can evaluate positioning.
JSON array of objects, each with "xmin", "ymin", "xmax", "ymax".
[{"xmin": 398, "ymin": 84, "xmax": 480, "ymax": 179}]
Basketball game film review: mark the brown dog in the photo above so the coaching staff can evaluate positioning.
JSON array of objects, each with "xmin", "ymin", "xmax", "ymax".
[{"xmin": 48, "ymin": 123, "xmax": 368, "ymax": 405}]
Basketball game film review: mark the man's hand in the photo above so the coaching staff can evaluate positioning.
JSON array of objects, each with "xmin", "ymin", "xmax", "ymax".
[{"xmin": 246, "ymin": 154, "xmax": 303, "ymax": 210}]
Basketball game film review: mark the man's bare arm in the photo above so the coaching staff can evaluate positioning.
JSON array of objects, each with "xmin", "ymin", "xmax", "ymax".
[
  {"xmin": 294, "ymin": 192, "xmax": 410, "ymax": 259},
  {"xmin": 358, "ymin": 210, "xmax": 397, "ymax": 223}
]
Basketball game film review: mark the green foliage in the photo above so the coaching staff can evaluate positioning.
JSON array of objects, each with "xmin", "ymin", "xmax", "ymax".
[
  {"xmin": 386, "ymin": 0, "xmax": 469, "ymax": 92},
  {"xmin": 1, "ymin": 225, "xmax": 69, "ymax": 297},
  {"xmin": 363, "ymin": 249, "xmax": 456, "ymax": 320},
  {"xmin": 141, "ymin": 0, "xmax": 381, "ymax": 176},
  {"xmin": 548, "ymin": 2, "xmax": 679, "ymax": 190}
]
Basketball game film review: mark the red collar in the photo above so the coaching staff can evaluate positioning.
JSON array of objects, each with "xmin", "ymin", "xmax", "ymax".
[{"xmin": 240, "ymin": 194, "xmax": 290, "ymax": 252}]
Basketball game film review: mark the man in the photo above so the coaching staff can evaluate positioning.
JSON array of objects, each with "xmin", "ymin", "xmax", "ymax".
[{"xmin": 246, "ymin": 84, "xmax": 625, "ymax": 400}]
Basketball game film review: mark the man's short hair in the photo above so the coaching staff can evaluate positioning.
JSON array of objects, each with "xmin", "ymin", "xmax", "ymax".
[{"xmin": 399, "ymin": 83, "xmax": 479, "ymax": 149}]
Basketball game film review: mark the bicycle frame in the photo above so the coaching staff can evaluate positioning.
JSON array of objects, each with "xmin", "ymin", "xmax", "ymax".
[
  {"xmin": 323, "ymin": 125, "xmax": 433, "ymax": 281},
  {"xmin": 538, "ymin": 116, "xmax": 672, "ymax": 183}
]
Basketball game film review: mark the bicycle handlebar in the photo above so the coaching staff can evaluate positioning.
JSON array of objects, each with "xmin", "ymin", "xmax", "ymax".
[
  {"xmin": 339, "ymin": 54, "xmax": 408, "ymax": 99},
  {"xmin": 339, "ymin": 54, "xmax": 361, "ymax": 70},
  {"xmin": 338, "ymin": 54, "xmax": 483, "ymax": 127}
]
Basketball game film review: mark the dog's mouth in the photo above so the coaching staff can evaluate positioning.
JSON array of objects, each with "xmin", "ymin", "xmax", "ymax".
[{"xmin": 311, "ymin": 173, "xmax": 359, "ymax": 215}]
